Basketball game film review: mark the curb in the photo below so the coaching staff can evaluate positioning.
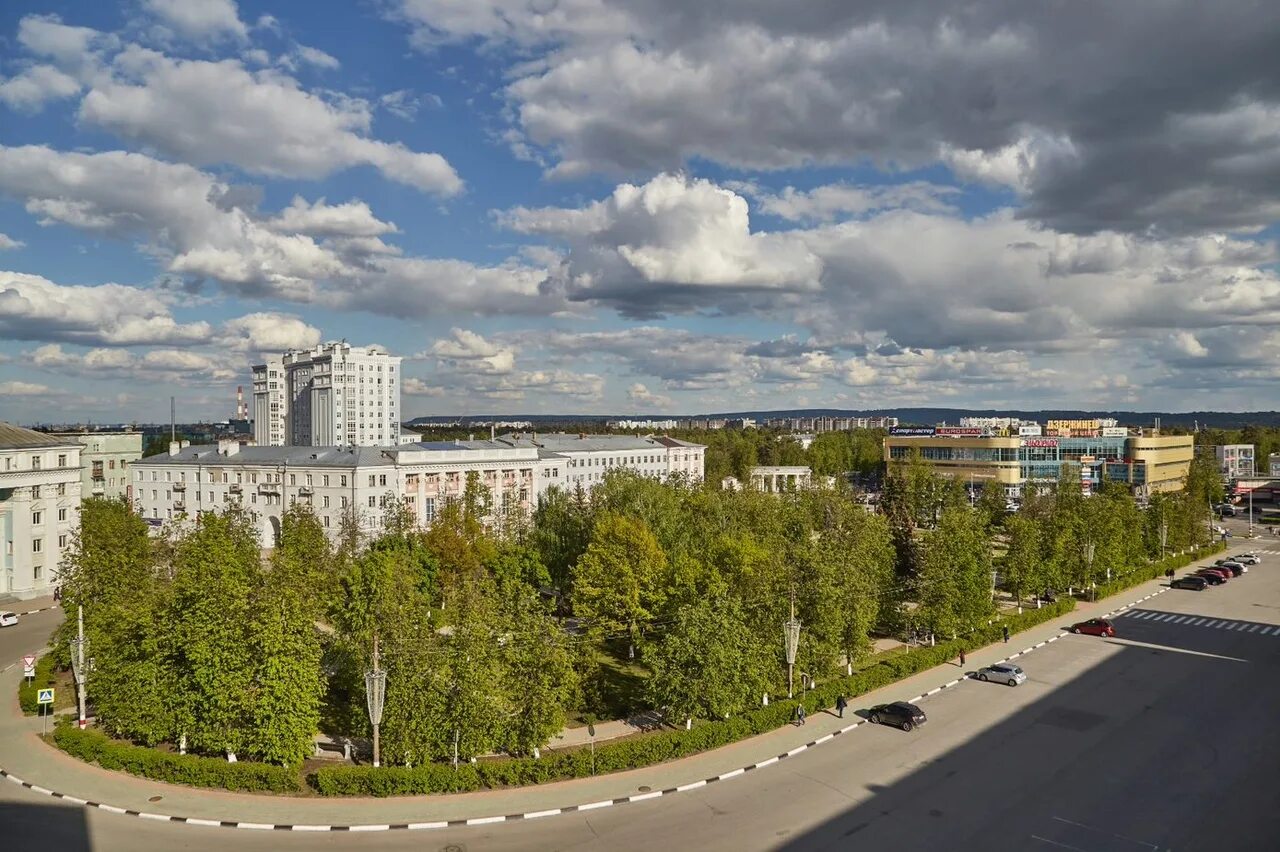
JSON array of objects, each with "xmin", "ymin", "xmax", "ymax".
[{"xmin": 0, "ymin": 584, "xmax": 1172, "ymax": 832}]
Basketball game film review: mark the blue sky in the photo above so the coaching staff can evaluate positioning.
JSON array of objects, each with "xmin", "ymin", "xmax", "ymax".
[{"xmin": 2, "ymin": 0, "xmax": 1279, "ymax": 424}]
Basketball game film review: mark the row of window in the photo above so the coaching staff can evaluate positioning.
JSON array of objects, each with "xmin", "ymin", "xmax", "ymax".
[
  {"xmin": 2, "ymin": 453, "xmax": 72, "ymax": 471},
  {"xmin": 26, "ymin": 535, "xmax": 68, "ymax": 553},
  {"xmin": 139, "ymin": 469, "xmax": 351, "ymax": 487},
  {"xmin": 23, "ymin": 484, "xmax": 69, "ymax": 498},
  {"xmin": 29, "ymin": 509, "xmax": 70, "ymax": 525}
]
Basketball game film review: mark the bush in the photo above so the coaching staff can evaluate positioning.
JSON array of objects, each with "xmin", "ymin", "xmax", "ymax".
[
  {"xmin": 308, "ymin": 598, "xmax": 1080, "ymax": 797},
  {"xmin": 18, "ymin": 654, "xmax": 58, "ymax": 715},
  {"xmin": 1094, "ymin": 543, "xmax": 1226, "ymax": 600},
  {"xmin": 52, "ymin": 724, "xmax": 301, "ymax": 793}
]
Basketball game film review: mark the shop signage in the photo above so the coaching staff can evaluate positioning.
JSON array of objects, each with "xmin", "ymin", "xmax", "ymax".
[
  {"xmin": 1022, "ymin": 438, "xmax": 1059, "ymax": 448},
  {"xmin": 888, "ymin": 427, "xmax": 935, "ymax": 437}
]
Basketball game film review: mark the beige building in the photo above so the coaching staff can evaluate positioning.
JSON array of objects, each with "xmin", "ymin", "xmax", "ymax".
[
  {"xmin": 1, "ymin": 423, "xmax": 82, "ymax": 599},
  {"xmin": 50, "ymin": 430, "xmax": 143, "ymax": 501}
]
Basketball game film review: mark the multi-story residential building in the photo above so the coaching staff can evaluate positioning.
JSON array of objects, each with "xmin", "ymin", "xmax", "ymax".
[
  {"xmin": 884, "ymin": 429, "xmax": 1194, "ymax": 498},
  {"xmin": 252, "ymin": 343, "xmax": 402, "ymax": 447},
  {"xmin": 48, "ymin": 430, "xmax": 143, "ymax": 501},
  {"xmin": 1270, "ymin": 452, "xmax": 1280, "ymax": 477},
  {"xmin": 1, "ymin": 423, "xmax": 82, "ymax": 598},
  {"xmin": 1215, "ymin": 444, "xmax": 1255, "ymax": 480},
  {"xmin": 130, "ymin": 432, "xmax": 707, "ymax": 547}
]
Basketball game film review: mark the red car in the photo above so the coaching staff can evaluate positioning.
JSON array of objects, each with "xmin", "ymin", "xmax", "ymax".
[
  {"xmin": 1196, "ymin": 567, "xmax": 1231, "ymax": 582},
  {"xmin": 1070, "ymin": 618, "xmax": 1116, "ymax": 637}
]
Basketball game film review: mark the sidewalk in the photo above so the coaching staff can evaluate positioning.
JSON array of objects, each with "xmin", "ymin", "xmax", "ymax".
[
  {"xmin": 0, "ymin": 551, "xmax": 1221, "ymax": 829},
  {"xmin": 0, "ymin": 593, "xmax": 57, "ymax": 615}
]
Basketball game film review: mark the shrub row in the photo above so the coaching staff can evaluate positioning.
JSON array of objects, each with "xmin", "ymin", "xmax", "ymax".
[
  {"xmin": 18, "ymin": 654, "xmax": 58, "ymax": 715},
  {"xmin": 52, "ymin": 724, "xmax": 301, "ymax": 793},
  {"xmin": 1093, "ymin": 543, "xmax": 1227, "ymax": 600},
  {"xmin": 309, "ymin": 597, "xmax": 1079, "ymax": 797}
]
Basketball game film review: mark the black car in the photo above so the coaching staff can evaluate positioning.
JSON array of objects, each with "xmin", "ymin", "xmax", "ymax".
[
  {"xmin": 868, "ymin": 701, "xmax": 927, "ymax": 731},
  {"xmin": 1194, "ymin": 570, "xmax": 1226, "ymax": 585},
  {"xmin": 1171, "ymin": 575, "xmax": 1208, "ymax": 591}
]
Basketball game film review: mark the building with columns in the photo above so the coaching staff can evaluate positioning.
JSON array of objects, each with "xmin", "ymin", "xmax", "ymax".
[
  {"xmin": 749, "ymin": 465, "xmax": 813, "ymax": 492},
  {"xmin": 1, "ymin": 423, "xmax": 82, "ymax": 599}
]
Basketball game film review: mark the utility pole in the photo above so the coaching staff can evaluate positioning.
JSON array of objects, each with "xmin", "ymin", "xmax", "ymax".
[
  {"xmin": 364, "ymin": 633, "xmax": 386, "ymax": 768},
  {"xmin": 70, "ymin": 604, "xmax": 87, "ymax": 729},
  {"xmin": 1249, "ymin": 486, "xmax": 1254, "ymax": 537}
]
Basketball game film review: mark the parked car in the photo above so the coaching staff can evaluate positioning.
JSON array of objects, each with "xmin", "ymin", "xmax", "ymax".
[
  {"xmin": 1199, "ymin": 566, "xmax": 1232, "ymax": 581},
  {"xmin": 0, "ymin": 611, "xmax": 17, "ymax": 628},
  {"xmin": 1232, "ymin": 553, "xmax": 1261, "ymax": 565},
  {"xmin": 1216, "ymin": 561, "xmax": 1246, "ymax": 576},
  {"xmin": 976, "ymin": 663, "xmax": 1026, "ymax": 686},
  {"xmin": 1194, "ymin": 570, "xmax": 1226, "ymax": 585},
  {"xmin": 1171, "ymin": 576, "xmax": 1208, "ymax": 591},
  {"xmin": 1070, "ymin": 618, "xmax": 1116, "ymax": 637},
  {"xmin": 868, "ymin": 701, "xmax": 927, "ymax": 731}
]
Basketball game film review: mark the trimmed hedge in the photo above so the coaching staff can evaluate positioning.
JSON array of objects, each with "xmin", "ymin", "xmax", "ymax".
[
  {"xmin": 52, "ymin": 724, "xmax": 301, "ymax": 793},
  {"xmin": 309, "ymin": 597, "xmax": 1078, "ymax": 796},
  {"xmin": 18, "ymin": 654, "xmax": 58, "ymax": 715},
  {"xmin": 1093, "ymin": 543, "xmax": 1226, "ymax": 600}
]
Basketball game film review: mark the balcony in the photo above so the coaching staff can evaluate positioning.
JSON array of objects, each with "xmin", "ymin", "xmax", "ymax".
[
  {"xmin": 91, "ymin": 484, "xmax": 105, "ymax": 496},
  {"xmin": 258, "ymin": 482, "xmax": 281, "ymax": 495},
  {"xmin": 174, "ymin": 500, "xmax": 186, "ymax": 511},
  {"xmin": 172, "ymin": 481, "xmax": 185, "ymax": 491},
  {"xmin": 298, "ymin": 486, "xmax": 314, "ymax": 497},
  {"xmin": 229, "ymin": 483, "xmax": 242, "ymax": 494}
]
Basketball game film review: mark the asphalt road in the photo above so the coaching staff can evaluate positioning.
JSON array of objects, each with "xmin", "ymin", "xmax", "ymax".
[
  {"xmin": 2, "ymin": 560, "xmax": 1279, "ymax": 851},
  {"xmin": 0, "ymin": 601, "xmax": 61, "ymax": 679}
]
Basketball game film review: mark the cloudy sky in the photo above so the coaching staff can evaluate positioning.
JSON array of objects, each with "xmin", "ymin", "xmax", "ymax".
[{"xmin": 2, "ymin": 0, "xmax": 1279, "ymax": 424}]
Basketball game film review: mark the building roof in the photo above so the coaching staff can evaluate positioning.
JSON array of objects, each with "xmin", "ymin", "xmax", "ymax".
[
  {"xmin": 133, "ymin": 445, "xmax": 398, "ymax": 468},
  {"xmin": 496, "ymin": 432, "xmax": 705, "ymax": 452},
  {"xmin": 0, "ymin": 422, "xmax": 79, "ymax": 450}
]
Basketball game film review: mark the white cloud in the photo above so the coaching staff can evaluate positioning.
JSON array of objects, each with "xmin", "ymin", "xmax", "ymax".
[
  {"xmin": 0, "ymin": 380, "xmax": 51, "ymax": 396},
  {"xmin": 626, "ymin": 382, "xmax": 673, "ymax": 409},
  {"xmin": 143, "ymin": 0, "xmax": 247, "ymax": 42},
  {"xmin": 17, "ymin": 15, "xmax": 115, "ymax": 66},
  {"xmin": 427, "ymin": 328, "xmax": 516, "ymax": 374},
  {"xmin": 0, "ymin": 233, "xmax": 24, "ymax": 250},
  {"xmin": 1171, "ymin": 331, "xmax": 1209, "ymax": 358},
  {"xmin": 289, "ymin": 44, "xmax": 340, "ymax": 70},
  {"xmin": 28, "ymin": 342, "xmax": 237, "ymax": 383},
  {"xmin": 379, "ymin": 89, "xmax": 440, "ymax": 120},
  {"xmin": 0, "ymin": 64, "xmax": 82, "ymax": 111},
  {"xmin": 219, "ymin": 313, "xmax": 322, "ymax": 352},
  {"xmin": 0, "ymin": 270, "xmax": 212, "ymax": 345},
  {"xmin": 266, "ymin": 197, "xmax": 398, "ymax": 237},
  {"xmin": 77, "ymin": 48, "xmax": 461, "ymax": 194},
  {"xmin": 742, "ymin": 181, "xmax": 959, "ymax": 223}
]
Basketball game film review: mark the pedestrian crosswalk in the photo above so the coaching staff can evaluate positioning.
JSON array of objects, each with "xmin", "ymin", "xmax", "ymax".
[
  {"xmin": 1119, "ymin": 609, "xmax": 1280, "ymax": 635},
  {"xmin": 1248, "ymin": 549, "xmax": 1280, "ymax": 555}
]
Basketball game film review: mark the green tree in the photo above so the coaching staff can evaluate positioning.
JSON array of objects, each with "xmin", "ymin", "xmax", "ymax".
[
  {"xmin": 646, "ymin": 596, "xmax": 775, "ymax": 722},
  {"xmin": 1002, "ymin": 514, "xmax": 1044, "ymax": 609},
  {"xmin": 572, "ymin": 512, "xmax": 669, "ymax": 658},
  {"xmin": 498, "ymin": 586, "xmax": 578, "ymax": 755}
]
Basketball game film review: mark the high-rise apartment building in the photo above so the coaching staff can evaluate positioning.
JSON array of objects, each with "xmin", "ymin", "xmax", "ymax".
[
  {"xmin": 252, "ymin": 343, "xmax": 402, "ymax": 447},
  {"xmin": 1, "ymin": 423, "xmax": 82, "ymax": 598}
]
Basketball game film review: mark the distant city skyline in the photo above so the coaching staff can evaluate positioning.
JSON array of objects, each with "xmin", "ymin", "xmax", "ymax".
[{"xmin": 2, "ymin": 1, "xmax": 1279, "ymax": 424}]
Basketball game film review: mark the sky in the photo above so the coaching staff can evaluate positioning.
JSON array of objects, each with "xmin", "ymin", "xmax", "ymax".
[{"xmin": 1, "ymin": 0, "xmax": 1279, "ymax": 425}]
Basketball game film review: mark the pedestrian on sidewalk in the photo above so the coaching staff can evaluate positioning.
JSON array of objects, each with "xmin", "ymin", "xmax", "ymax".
[
  {"xmin": 1002, "ymin": 625, "xmax": 1010, "ymax": 643},
  {"xmin": 959, "ymin": 649, "xmax": 966, "ymax": 667},
  {"xmin": 795, "ymin": 704, "xmax": 807, "ymax": 726},
  {"xmin": 836, "ymin": 694, "xmax": 847, "ymax": 719}
]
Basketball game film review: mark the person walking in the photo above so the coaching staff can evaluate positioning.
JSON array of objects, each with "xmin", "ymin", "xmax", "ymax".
[
  {"xmin": 1002, "ymin": 625, "xmax": 1010, "ymax": 643},
  {"xmin": 959, "ymin": 649, "xmax": 966, "ymax": 667},
  {"xmin": 795, "ymin": 704, "xmax": 807, "ymax": 726},
  {"xmin": 836, "ymin": 694, "xmax": 848, "ymax": 719}
]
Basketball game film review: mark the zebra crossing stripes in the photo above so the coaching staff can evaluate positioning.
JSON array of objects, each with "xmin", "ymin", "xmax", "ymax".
[{"xmin": 1118, "ymin": 609, "xmax": 1280, "ymax": 636}]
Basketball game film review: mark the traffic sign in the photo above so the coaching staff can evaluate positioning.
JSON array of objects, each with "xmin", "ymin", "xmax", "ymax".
[
  {"xmin": 37, "ymin": 688, "xmax": 54, "ymax": 705},
  {"xmin": 22, "ymin": 654, "xmax": 36, "ymax": 677}
]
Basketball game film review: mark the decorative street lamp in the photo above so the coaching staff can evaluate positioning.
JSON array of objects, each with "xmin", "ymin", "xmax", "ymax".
[
  {"xmin": 69, "ymin": 605, "xmax": 88, "ymax": 729},
  {"xmin": 364, "ymin": 634, "xmax": 386, "ymax": 768},
  {"xmin": 783, "ymin": 601, "xmax": 801, "ymax": 700}
]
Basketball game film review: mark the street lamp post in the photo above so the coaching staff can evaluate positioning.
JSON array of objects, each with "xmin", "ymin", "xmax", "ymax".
[
  {"xmin": 1160, "ymin": 519, "xmax": 1168, "ymax": 560},
  {"xmin": 1083, "ymin": 542, "xmax": 1097, "ymax": 599},
  {"xmin": 364, "ymin": 633, "xmax": 386, "ymax": 768},
  {"xmin": 783, "ymin": 600, "xmax": 801, "ymax": 700},
  {"xmin": 69, "ymin": 604, "xmax": 88, "ymax": 729}
]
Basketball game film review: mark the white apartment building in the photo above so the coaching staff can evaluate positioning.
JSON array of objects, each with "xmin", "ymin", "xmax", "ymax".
[
  {"xmin": 1, "ymin": 423, "xmax": 82, "ymax": 599},
  {"xmin": 1216, "ymin": 444, "xmax": 1255, "ymax": 480},
  {"xmin": 49, "ymin": 430, "xmax": 143, "ymax": 501},
  {"xmin": 252, "ymin": 342, "xmax": 402, "ymax": 447},
  {"xmin": 130, "ymin": 433, "xmax": 707, "ymax": 547}
]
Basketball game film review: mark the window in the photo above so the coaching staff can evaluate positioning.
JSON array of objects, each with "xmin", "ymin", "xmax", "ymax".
[
  {"xmin": 57, "ymin": 454, "xmax": 67, "ymax": 467},
  {"xmin": 323, "ymin": 515, "xmax": 331, "ymax": 528},
  {"xmin": 369, "ymin": 496, "xmax": 376, "ymax": 507},
  {"xmin": 32, "ymin": 455, "xmax": 41, "ymax": 470},
  {"xmin": 32, "ymin": 511, "xmax": 42, "ymax": 525},
  {"xmin": 290, "ymin": 474, "xmax": 297, "ymax": 486},
  {"xmin": 379, "ymin": 474, "xmax": 387, "ymax": 487},
  {"xmin": 34, "ymin": 565, "xmax": 42, "ymax": 581},
  {"xmin": 152, "ymin": 489, "xmax": 157, "ymax": 500},
  {"xmin": 341, "ymin": 496, "xmax": 349, "ymax": 508},
  {"xmin": 323, "ymin": 495, "xmax": 330, "ymax": 508},
  {"xmin": 369, "ymin": 475, "xmax": 376, "ymax": 487},
  {"xmin": 323, "ymin": 475, "xmax": 330, "ymax": 487},
  {"xmin": 32, "ymin": 538, "xmax": 42, "ymax": 553},
  {"xmin": 57, "ymin": 483, "xmax": 66, "ymax": 496},
  {"xmin": 58, "ymin": 508, "xmax": 67, "ymax": 521},
  {"xmin": 109, "ymin": 459, "xmax": 116, "ymax": 470},
  {"xmin": 59, "ymin": 534, "xmax": 67, "ymax": 549}
]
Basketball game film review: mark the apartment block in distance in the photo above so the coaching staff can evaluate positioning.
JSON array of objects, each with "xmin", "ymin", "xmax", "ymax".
[
  {"xmin": 0, "ymin": 423, "xmax": 82, "ymax": 598},
  {"xmin": 1215, "ymin": 444, "xmax": 1255, "ymax": 480},
  {"xmin": 253, "ymin": 342, "xmax": 402, "ymax": 447},
  {"xmin": 48, "ymin": 430, "xmax": 143, "ymax": 501}
]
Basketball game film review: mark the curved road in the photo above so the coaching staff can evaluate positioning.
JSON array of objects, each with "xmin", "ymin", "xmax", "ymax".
[{"xmin": 3, "ymin": 557, "xmax": 1280, "ymax": 851}]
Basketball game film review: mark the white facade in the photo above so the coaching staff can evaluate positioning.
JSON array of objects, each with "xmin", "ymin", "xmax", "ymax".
[
  {"xmin": 1216, "ymin": 444, "xmax": 1255, "ymax": 480},
  {"xmin": 1270, "ymin": 453, "xmax": 1280, "ymax": 477},
  {"xmin": 130, "ymin": 433, "xmax": 707, "ymax": 547},
  {"xmin": 253, "ymin": 343, "xmax": 402, "ymax": 447},
  {"xmin": 1, "ymin": 424, "xmax": 82, "ymax": 599},
  {"xmin": 51, "ymin": 431, "xmax": 143, "ymax": 501}
]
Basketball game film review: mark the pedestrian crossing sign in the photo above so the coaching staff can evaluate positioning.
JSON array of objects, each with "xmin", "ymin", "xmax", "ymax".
[{"xmin": 37, "ymin": 688, "xmax": 54, "ymax": 704}]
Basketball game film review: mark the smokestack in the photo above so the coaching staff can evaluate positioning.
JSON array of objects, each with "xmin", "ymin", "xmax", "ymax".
[
  {"xmin": 236, "ymin": 385, "xmax": 246, "ymax": 419},
  {"xmin": 490, "ymin": 424, "xmax": 495, "ymax": 441}
]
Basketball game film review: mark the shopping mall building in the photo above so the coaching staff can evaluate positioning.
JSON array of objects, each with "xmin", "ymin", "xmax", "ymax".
[{"xmin": 883, "ymin": 424, "xmax": 1194, "ymax": 497}]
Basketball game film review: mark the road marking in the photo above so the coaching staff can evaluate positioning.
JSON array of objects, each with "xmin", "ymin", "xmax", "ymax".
[{"xmin": 1247, "ymin": 624, "xmax": 1260, "ymax": 632}]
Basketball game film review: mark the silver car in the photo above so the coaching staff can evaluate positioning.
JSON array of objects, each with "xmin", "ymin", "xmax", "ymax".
[
  {"xmin": 975, "ymin": 663, "xmax": 1026, "ymax": 686},
  {"xmin": 1233, "ymin": 553, "xmax": 1261, "ymax": 565}
]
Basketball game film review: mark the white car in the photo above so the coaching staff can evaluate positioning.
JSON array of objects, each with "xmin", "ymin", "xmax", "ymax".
[
  {"xmin": 0, "ymin": 612, "xmax": 17, "ymax": 628},
  {"xmin": 975, "ymin": 663, "xmax": 1026, "ymax": 686},
  {"xmin": 1233, "ymin": 553, "xmax": 1261, "ymax": 565}
]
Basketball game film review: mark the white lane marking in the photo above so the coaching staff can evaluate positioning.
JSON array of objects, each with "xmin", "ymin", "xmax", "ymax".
[
  {"xmin": 290, "ymin": 825, "xmax": 332, "ymax": 832},
  {"xmin": 718, "ymin": 768, "xmax": 744, "ymax": 781},
  {"xmin": 629, "ymin": 791, "xmax": 663, "ymax": 802},
  {"xmin": 575, "ymin": 801, "xmax": 615, "ymax": 812},
  {"xmin": 466, "ymin": 816, "xmax": 507, "ymax": 826},
  {"xmin": 1188, "ymin": 617, "xmax": 1206, "ymax": 626},
  {"xmin": 677, "ymin": 780, "xmax": 707, "ymax": 792},
  {"xmin": 1248, "ymin": 624, "xmax": 1260, "ymax": 633},
  {"xmin": 521, "ymin": 811, "xmax": 560, "ymax": 821},
  {"xmin": 235, "ymin": 822, "xmax": 275, "ymax": 831}
]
